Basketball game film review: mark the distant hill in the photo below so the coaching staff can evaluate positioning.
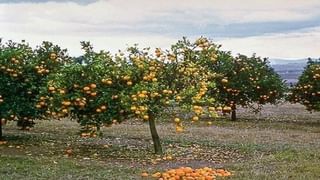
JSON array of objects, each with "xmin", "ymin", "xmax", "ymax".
[
  {"xmin": 268, "ymin": 58, "xmax": 308, "ymax": 65},
  {"xmin": 269, "ymin": 59, "xmax": 307, "ymax": 85}
]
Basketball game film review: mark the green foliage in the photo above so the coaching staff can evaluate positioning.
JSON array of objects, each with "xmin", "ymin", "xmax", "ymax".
[
  {"xmin": 212, "ymin": 53, "xmax": 286, "ymax": 114},
  {"xmin": 0, "ymin": 37, "xmax": 287, "ymax": 132},
  {"xmin": 0, "ymin": 37, "xmax": 289, "ymax": 152},
  {"xmin": 0, "ymin": 40, "xmax": 70, "ymax": 129},
  {"xmin": 289, "ymin": 58, "xmax": 320, "ymax": 111},
  {"xmin": 37, "ymin": 42, "xmax": 128, "ymax": 136},
  {"xmin": 38, "ymin": 39, "xmax": 218, "ymax": 135}
]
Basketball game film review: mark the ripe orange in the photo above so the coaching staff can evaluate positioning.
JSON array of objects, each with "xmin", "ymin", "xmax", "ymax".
[
  {"xmin": 130, "ymin": 106, "xmax": 137, "ymax": 111},
  {"xmin": 89, "ymin": 83, "xmax": 96, "ymax": 89},
  {"xmin": 127, "ymin": 81, "xmax": 133, "ymax": 86},
  {"xmin": 192, "ymin": 116, "xmax": 199, "ymax": 121},
  {"xmin": 62, "ymin": 101, "xmax": 71, "ymax": 106},
  {"xmin": 59, "ymin": 90, "xmax": 66, "ymax": 94},
  {"xmin": 141, "ymin": 172, "xmax": 149, "ymax": 177},
  {"xmin": 106, "ymin": 80, "xmax": 113, "ymax": 85},
  {"xmin": 152, "ymin": 172, "xmax": 162, "ymax": 178},
  {"xmin": 83, "ymin": 86, "xmax": 90, "ymax": 91},
  {"xmin": 174, "ymin": 118, "xmax": 181, "ymax": 123},
  {"xmin": 176, "ymin": 126, "xmax": 183, "ymax": 133},
  {"xmin": 123, "ymin": 76, "xmax": 130, "ymax": 81},
  {"xmin": 143, "ymin": 115, "xmax": 149, "ymax": 120},
  {"xmin": 221, "ymin": 78, "xmax": 228, "ymax": 84},
  {"xmin": 90, "ymin": 92, "xmax": 97, "ymax": 97},
  {"xmin": 48, "ymin": 86, "xmax": 55, "ymax": 91},
  {"xmin": 216, "ymin": 106, "xmax": 222, "ymax": 111}
]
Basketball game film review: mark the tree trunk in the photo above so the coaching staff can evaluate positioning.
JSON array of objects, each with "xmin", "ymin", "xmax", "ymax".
[
  {"xmin": 231, "ymin": 104, "xmax": 237, "ymax": 121},
  {"xmin": 148, "ymin": 113, "xmax": 163, "ymax": 155}
]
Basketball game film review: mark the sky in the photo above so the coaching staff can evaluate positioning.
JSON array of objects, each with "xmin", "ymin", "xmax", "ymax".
[{"xmin": 0, "ymin": 0, "xmax": 320, "ymax": 59}]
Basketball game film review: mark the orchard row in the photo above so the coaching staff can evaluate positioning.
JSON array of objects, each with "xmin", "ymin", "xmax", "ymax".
[{"xmin": 0, "ymin": 37, "xmax": 319, "ymax": 154}]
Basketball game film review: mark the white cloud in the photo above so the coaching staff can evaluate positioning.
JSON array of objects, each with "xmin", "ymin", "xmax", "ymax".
[
  {"xmin": 1, "ymin": 0, "xmax": 320, "ymax": 30},
  {"xmin": 4, "ymin": 27, "xmax": 319, "ymax": 59},
  {"xmin": 218, "ymin": 27, "xmax": 320, "ymax": 59},
  {"xmin": 1, "ymin": 31, "xmax": 178, "ymax": 56},
  {"xmin": 0, "ymin": 0, "xmax": 320, "ymax": 58}
]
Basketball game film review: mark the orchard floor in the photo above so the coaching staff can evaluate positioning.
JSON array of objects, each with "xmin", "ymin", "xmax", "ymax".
[{"xmin": 1, "ymin": 103, "xmax": 320, "ymax": 180}]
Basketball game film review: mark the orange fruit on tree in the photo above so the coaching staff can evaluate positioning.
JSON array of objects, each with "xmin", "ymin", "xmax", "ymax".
[
  {"xmin": 90, "ymin": 83, "xmax": 97, "ymax": 89},
  {"xmin": 48, "ymin": 86, "xmax": 55, "ymax": 91},
  {"xmin": 127, "ymin": 81, "xmax": 133, "ymax": 86},
  {"xmin": 83, "ymin": 86, "xmax": 90, "ymax": 91},
  {"xmin": 90, "ymin": 92, "xmax": 97, "ymax": 97},
  {"xmin": 221, "ymin": 78, "xmax": 228, "ymax": 84},
  {"xmin": 143, "ymin": 115, "xmax": 149, "ymax": 120}
]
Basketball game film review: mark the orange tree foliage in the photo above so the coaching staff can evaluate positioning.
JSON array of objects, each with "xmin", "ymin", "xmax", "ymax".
[
  {"xmin": 38, "ymin": 38, "xmax": 219, "ymax": 154},
  {"xmin": 164, "ymin": 38, "xmax": 286, "ymax": 121},
  {"xmin": 0, "ymin": 40, "xmax": 70, "ymax": 139},
  {"xmin": 37, "ymin": 42, "xmax": 128, "ymax": 134},
  {"xmin": 289, "ymin": 59, "xmax": 320, "ymax": 111},
  {"xmin": 211, "ymin": 53, "xmax": 286, "ymax": 120},
  {"xmin": 0, "ymin": 37, "xmax": 286, "ymax": 152}
]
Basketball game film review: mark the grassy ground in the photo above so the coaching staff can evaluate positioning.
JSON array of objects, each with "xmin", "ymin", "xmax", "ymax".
[{"xmin": 1, "ymin": 103, "xmax": 320, "ymax": 179}]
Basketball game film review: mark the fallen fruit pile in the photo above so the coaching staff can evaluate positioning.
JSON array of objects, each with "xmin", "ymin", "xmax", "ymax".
[{"xmin": 141, "ymin": 166, "xmax": 232, "ymax": 180}]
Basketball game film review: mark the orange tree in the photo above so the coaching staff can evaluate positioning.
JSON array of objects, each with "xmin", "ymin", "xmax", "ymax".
[
  {"xmin": 37, "ymin": 42, "xmax": 128, "ymax": 136},
  {"xmin": 40, "ymin": 38, "xmax": 218, "ymax": 154},
  {"xmin": 124, "ymin": 38, "xmax": 218, "ymax": 154},
  {"xmin": 20, "ymin": 41, "xmax": 71, "ymax": 129},
  {"xmin": 162, "ymin": 37, "xmax": 220, "ymax": 124},
  {"xmin": 0, "ymin": 40, "xmax": 32, "ymax": 139},
  {"xmin": 0, "ymin": 40, "xmax": 70, "ymax": 140},
  {"xmin": 289, "ymin": 58, "xmax": 320, "ymax": 111},
  {"xmin": 212, "ymin": 53, "xmax": 286, "ymax": 121}
]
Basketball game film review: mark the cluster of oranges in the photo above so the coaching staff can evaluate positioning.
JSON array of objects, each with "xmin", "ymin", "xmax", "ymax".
[
  {"xmin": 192, "ymin": 81, "xmax": 209, "ymax": 102},
  {"xmin": 173, "ymin": 104, "xmax": 231, "ymax": 132},
  {"xmin": 214, "ymin": 54, "xmax": 286, "ymax": 117},
  {"xmin": 36, "ymin": 96, "xmax": 48, "ymax": 109},
  {"xmin": 34, "ymin": 64, "xmax": 50, "ymax": 75},
  {"xmin": 174, "ymin": 117, "xmax": 184, "ymax": 133},
  {"xmin": 0, "ymin": 58, "xmax": 23, "ymax": 78},
  {"xmin": 101, "ymin": 78, "xmax": 113, "ymax": 85},
  {"xmin": 82, "ymin": 83, "xmax": 98, "ymax": 97},
  {"xmin": 195, "ymin": 37, "xmax": 211, "ymax": 49},
  {"xmin": 290, "ymin": 60, "xmax": 320, "ymax": 111},
  {"xmin": 141, "ymin": 167, "xmax": 232, "ymax": 180},
  {"xmin": 121, "ymin": 75, "xmax": 133, "ymax": 86}
]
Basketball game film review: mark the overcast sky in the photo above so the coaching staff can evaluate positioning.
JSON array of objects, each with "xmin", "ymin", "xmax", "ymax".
[{"xmin": 1, "ymin": 0, "xmax": 320, "ymax": 59}]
